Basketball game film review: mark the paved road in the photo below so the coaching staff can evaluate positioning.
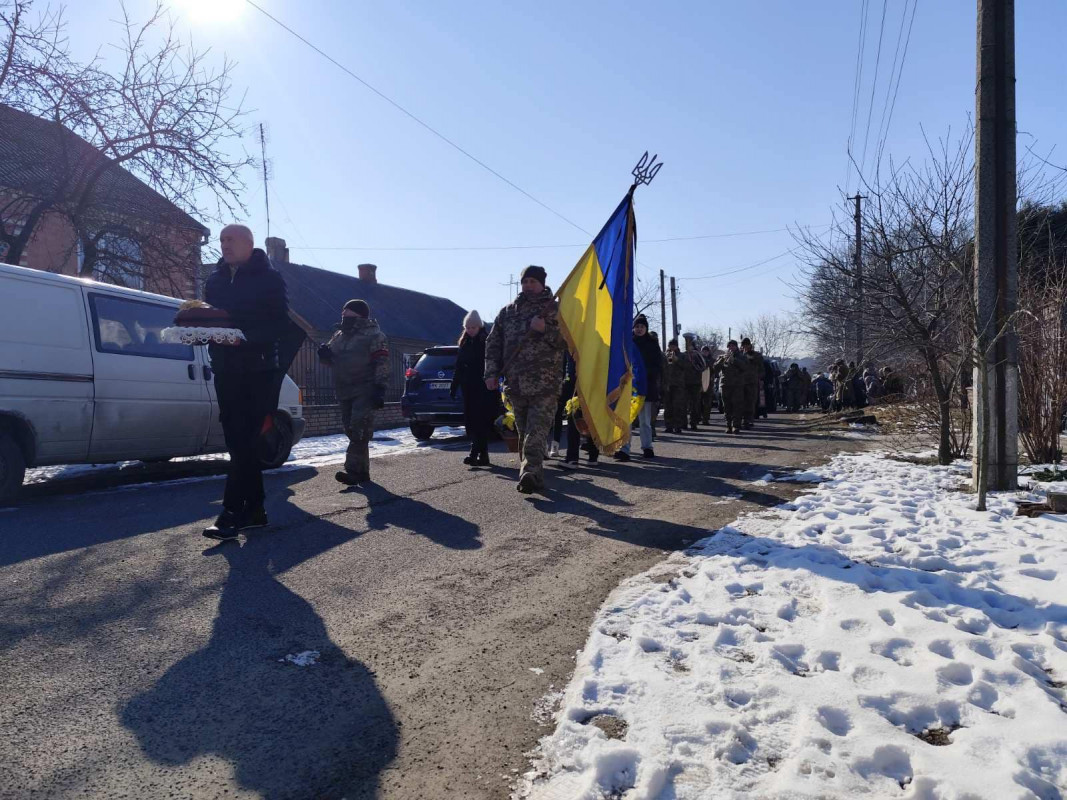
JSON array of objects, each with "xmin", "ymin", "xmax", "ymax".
[{"xmin": 0, "ymin": 414, "xmax": 866, "ymax": 799}]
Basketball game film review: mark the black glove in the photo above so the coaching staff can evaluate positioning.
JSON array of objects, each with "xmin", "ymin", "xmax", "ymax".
[
  {"xmin": 317, "ymin": 343, "xmax": 333, "ymax": 363},
  {"xmin": 373, "ymin": 386, "xmax": 386, "ymax": 409}
]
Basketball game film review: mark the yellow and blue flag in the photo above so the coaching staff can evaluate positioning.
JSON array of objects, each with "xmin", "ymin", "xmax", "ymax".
[{"xmin": 557, "ymin": 191, "xmax": 640, "ymax": 453}]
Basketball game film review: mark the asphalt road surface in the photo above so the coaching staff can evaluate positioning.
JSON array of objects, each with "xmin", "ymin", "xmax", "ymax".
[{"xmin": 0, "ymin": 414, "xmax": 868, "ymax": 800}]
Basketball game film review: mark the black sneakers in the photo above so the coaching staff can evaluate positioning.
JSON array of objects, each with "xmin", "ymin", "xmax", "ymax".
[
  {"xmin": 613, "ymin": 451, "xmax": 631, "ymax": 462},
  {"xmin": 203, "ymin": 510, "xmax": 240, "ymax": 542},
  {"xmin": 642, "ymin": 448, "xmax": 655, "ymax": 458},
  {"xmin": 241, "ymin": 507, "xmax": 269, "ymax": 530}
]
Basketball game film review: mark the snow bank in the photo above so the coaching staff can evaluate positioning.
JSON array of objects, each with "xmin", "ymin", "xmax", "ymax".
[
  {"xmin": 519, "ymin": 453, "xmax": 1067, "ymax": 799},
  {"xmin": 24, "ymin": 425, "xmax": 466, "ymax": 486}
]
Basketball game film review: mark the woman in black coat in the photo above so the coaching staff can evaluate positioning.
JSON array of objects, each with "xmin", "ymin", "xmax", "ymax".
[{"xmin": 450, "ymin": 311, "xmax": 498, "ymax": 466}]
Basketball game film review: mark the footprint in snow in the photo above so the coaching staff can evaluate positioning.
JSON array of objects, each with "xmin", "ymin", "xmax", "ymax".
[
  {"xmin": 816, "ymin": 706, "xmax": 852, "ymax": 736},
  {"xmin": 1019, "ymin": 567, "xmax": 1057, "ymax": 581},
  {"xmin": 870, "ymin": 638, "xmax": 915, "ymax": 666},
  {"xmin": 928, "ymin": 640, "xmax": 955, "ymax": 659},
  {"xmin": 936, "ymin": 662, "xmax": 974, "ymax": 686},
  {"xmin": 878, "ymin": 609, "xmax": 896, "ymax": 627}
]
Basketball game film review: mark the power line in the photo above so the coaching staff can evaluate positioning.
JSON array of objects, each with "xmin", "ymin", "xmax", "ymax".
[
  {"xmin": 286, "ymin": 225, "xmax": 812, "ymax": 253},
  {"xmin": 844, "ymin": 0, "xmax": 871, "ymax": 192},
  {"xmin": 858, "ymin": 0, "xmax": 890, "ymax": 180},
  {"xmin": 875, "ymin": 0, "xmax": 919, "ymax": 168},
  {"xmin": 674, "ymin": 247, "xmax": 798, "ymax": 282},
  {"xmin": 244, "ymin": 0, "xmax": 592, "ymax": 238}
]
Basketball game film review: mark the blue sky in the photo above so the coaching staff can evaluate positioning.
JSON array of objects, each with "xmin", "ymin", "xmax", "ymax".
[{"xmin": 66, "ymin": 1, "xmax": 1067, "ymax": 347}]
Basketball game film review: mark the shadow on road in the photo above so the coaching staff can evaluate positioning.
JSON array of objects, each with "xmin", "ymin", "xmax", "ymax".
[{"xmin": 120, "ymin": 508, "xmax": 399, "ymax": 799}]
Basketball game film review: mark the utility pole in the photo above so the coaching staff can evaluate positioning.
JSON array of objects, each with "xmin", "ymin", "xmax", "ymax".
[
  {"xmin": 259, "ymin": 123, "xmax": 272, "ymax": 239},
  {"xmin": 501, "ymin": 273, "xmax": 519, "ymax": 301},
  {"xmin": 669, "ymin": 276, "xmax": 679, "ymax": 340},
  {"xmin": 848, "ymin": 194, "xmax": 864, "ymax": 364},
  {"xmin": 973, "ymin": 0, "xmax": 1018, "ymax": 491},
  {"xmin": 659, "ymin": 269, "xmax": 667, "ymax": 343}
]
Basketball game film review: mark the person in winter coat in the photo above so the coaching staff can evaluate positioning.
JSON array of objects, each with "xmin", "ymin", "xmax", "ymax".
[
  {"xmin": 450, "ymin": 310, "xmax": 497, "ymax": 467},
  {"xmin": 863, "ymin": 367, "xmax": 884, "ymax": 403},
  {"xmin": 484, "ymin": 265, "xmax": 566, "ymax": 494},
  {"xmin": 740, "ymin": 338, "xmax": 764, "ymax": 429},
  {"xmin": 663, "ymin": 339, "xmax": 688, "ymax": 434},
  {"xmin": 649, "ymin": 331, "xmax": 666, "ymax": 438},
  {"xmin": 782, "ymin": 363, "xmax": 804, "ymax": 412},
  {"xmin": 801, "ymin": 367, "xmax": 813, "ymax": 408},
  {"xmin": 713, "ymin": 340, "xmax": 748, "ymax": 434},
  {"xmin": 201, "ymin": 225, "xmax": 290, "ymax": 541},
  {"xmin": 317, "ymin": 299, "xmax": 390, "ymax": 485},
  {"xmin": 682, "ymin": 334, "xmax": 707, "ymax": 430},
  {"xmin": 619, "ymin": 314, "xmax": 662, "ymax": 459},
  {"xmin": 814, "ymin": 372, "xmax": 834, "ymax": 410}
]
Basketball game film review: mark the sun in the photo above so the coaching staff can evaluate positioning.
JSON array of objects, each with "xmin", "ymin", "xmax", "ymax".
[{"xmin": 173, "ymin": 0, "xmax": 246, "ymax": 24}]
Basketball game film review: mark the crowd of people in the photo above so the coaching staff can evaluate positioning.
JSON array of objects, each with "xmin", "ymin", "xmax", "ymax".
[{"xmin": 196, "ymin": 226, "xmax": 903, "ymax": 539}]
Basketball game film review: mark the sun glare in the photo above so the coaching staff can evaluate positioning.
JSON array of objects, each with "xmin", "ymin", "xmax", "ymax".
[{"xmin": 175, "ymin": 0, "xmax": 246, "ymax": 24}]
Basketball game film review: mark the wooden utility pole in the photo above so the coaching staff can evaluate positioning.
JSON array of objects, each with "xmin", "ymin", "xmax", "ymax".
[
  {"xmin": 973, "ymin": 0, "xmax": 1018, "ymax": 492},
  {"xmin": 669, "ymin": 276, "xmax": 679, "ymax": 341},
  {"xmin": 848, "ymin": 194, "xmax": 864, "ymax": 364},
  {"xmin": 659, "ymin": 269, "xmax": 667, "ymax": 343}
]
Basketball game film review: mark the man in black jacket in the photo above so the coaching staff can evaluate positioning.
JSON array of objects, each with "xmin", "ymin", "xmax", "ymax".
[{"xmin": 202, "ymin": 225, "xmax": 290, "ymax": 541}]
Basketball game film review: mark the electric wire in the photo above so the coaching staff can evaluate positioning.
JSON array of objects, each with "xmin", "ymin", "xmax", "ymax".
[
  {"xmin": 858, "ymin": 0, "xmax": 890, "ymax": 180},
  {"xmin": 244, "ymin": 0, "xmax": 593, "ymax": 238}
]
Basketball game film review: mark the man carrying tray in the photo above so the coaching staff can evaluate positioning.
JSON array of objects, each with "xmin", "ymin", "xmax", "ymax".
[{"xmin": 201, "ymin": 224, "xmax": 290, "ymax": 541}]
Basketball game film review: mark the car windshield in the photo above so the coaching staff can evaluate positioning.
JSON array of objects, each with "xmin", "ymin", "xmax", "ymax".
[{"xmin": 414, "ymin": 352, "xmax": 456, "ymax": 375}]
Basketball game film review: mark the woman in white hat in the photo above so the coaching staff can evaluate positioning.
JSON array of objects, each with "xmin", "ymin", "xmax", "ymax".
[{"xmin": 449, "ymin": 310, "xmax": 497, "ymax": 466}]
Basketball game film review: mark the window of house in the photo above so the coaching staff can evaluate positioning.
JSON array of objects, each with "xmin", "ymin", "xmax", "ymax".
[
  {"xmin": 88, "ymin": 293, "xmax": 192, "ymax": 360},
  {"xmin": 91, "ymin": 233, "xmax": 146, "ymax": 291}
]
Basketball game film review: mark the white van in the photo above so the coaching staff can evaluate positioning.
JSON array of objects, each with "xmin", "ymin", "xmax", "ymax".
[{"xmin": 0, "ymin": 262, "xmax": 305, "ymax": 503}]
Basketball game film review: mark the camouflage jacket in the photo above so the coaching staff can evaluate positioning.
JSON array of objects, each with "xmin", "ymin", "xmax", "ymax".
[
  {"xmin": 322, "ymin": 317, "xmax": 390, "ymax": 401},
  {"xmin": 484, "ymin": 287, "xmax": 565, "ymax": 399},
  {"xmin": 714, "ymin": 351, "xmax": 748, "ymax": 390},
  {"xmin": 742, "ymin": 349, "xmax": 764, "ymax": 386},
  {"xmin": 664, "ymin": 350, "xmax": 687, "ymax": 389}
]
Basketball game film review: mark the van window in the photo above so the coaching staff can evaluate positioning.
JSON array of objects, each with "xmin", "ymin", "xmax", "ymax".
[{"xmin": 89, "ymin": 294, "xmax": 193, "ymax": 360}]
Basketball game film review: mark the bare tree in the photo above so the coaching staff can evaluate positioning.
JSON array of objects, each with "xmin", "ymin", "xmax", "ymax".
[
  {"xmin": 738, "ymin": 312, "xmax": 800, "ymax": 360},
  {"xmin": 1017, "ymin": 202, "xmax": 1067, "ymax": 464},
  {"xmin": 796, "ymin": 134, "xmax": 974, "ymax": 465},
  {"xmin": 0, "ymin": 1, "xmax": 252, "ymax": 295},
  {"xmin": 688, "ymin": 324, "xmax": 724, "ymax": 354},
  {"xmin": 634, "ymin": 271, "xmax": 661, "ymax": 334}
]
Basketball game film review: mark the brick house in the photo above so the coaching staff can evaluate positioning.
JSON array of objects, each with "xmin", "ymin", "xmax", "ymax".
[
  {"xmin": 0, "ymin": 104, "xmax": 208, "ymax": 298},
  {"xmin": 260, "ymin": 238, "xmax": 468, "ymax": 435}
]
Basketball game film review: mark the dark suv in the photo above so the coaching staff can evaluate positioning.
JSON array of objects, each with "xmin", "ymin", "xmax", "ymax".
[{"xmin": 400, "ymin": 346, "xmax": 464, "ymax": 439}]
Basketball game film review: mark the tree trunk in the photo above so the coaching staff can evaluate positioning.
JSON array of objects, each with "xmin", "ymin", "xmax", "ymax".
[{"xmin": 925, "ymin": 351, "xmax": 954, "ymax": 465}]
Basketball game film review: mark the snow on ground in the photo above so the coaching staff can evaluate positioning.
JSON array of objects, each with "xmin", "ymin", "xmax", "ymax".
[
  {"xmin": 517, "ymin": 452, "xmax": 1067, "ymax": 800},
  {"xmin": 23, "ymin": 426, "xmax": 466, "ymax": 486}
]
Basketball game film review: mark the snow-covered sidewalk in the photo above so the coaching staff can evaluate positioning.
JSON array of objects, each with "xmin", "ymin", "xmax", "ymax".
[
  {"xmin": 519, "ymin": 453, "xmax": 1067, "ymax": 799},
  {"xmin": 23, "ymin": 425, "xmax": 465, "ymax": 486}
]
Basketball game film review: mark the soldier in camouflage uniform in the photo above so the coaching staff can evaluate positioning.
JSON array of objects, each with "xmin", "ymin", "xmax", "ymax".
[
  {"xmin": 740, "ymin": 337, "xmax": 764, "ymax": 429},
  {"xmin": 484, "ymin": 265, "xmax": 566, "ymax": 493},
  {"xmin": 317, "ymin": 299, "xmax": 390, "ymax": 485},
  {"xmin": 712, "ymin": 340, "xmax": 748, "ymax": 433},
  {"xmin": 662, "ymin": 339, "xmax": 688, "ymax": 434},
  {"xmin": 682, "ymin": 334, "xmax": 706, "ymax": 430}
]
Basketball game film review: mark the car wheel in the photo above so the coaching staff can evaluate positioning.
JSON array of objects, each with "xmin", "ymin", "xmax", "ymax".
[
  {"xmin": 410, "ymin": 423, "xmax": 435, "ymax": 441},
  {"xmin": 259, "ymin": 411, "xmax": 295, "ymax": 469},
  {"xmin": 0, "ymin": 431, "xmax": 27, "ymax": 506}
]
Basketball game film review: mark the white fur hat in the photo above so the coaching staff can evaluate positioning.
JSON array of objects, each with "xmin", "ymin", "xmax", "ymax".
[{"xmin": 463, "ymin": 310, "xmax": 483, "ymax": 328}]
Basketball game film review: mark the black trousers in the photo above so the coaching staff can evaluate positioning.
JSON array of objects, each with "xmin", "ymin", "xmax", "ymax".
[
  {"xmin": 462, "ymin": 387, "xmax": 496, "ymax": 456},
  {"xmin": 215, "ymin": 370, "xmax": 276, "ymax": 513}
]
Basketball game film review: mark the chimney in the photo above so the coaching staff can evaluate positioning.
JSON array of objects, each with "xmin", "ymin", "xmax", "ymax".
[
  {"xmin": 358, "ymin": 263, "xmax": 378, "ymax": 284},
  {"xmin": 264, "ymin": 236, "xmax": 289, "ymax": 265}
]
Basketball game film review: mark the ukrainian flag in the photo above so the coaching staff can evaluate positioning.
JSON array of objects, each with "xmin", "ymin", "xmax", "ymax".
[{"xmin": 558, "ymin": 191, "xmax": 639, "ymax": 453}]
